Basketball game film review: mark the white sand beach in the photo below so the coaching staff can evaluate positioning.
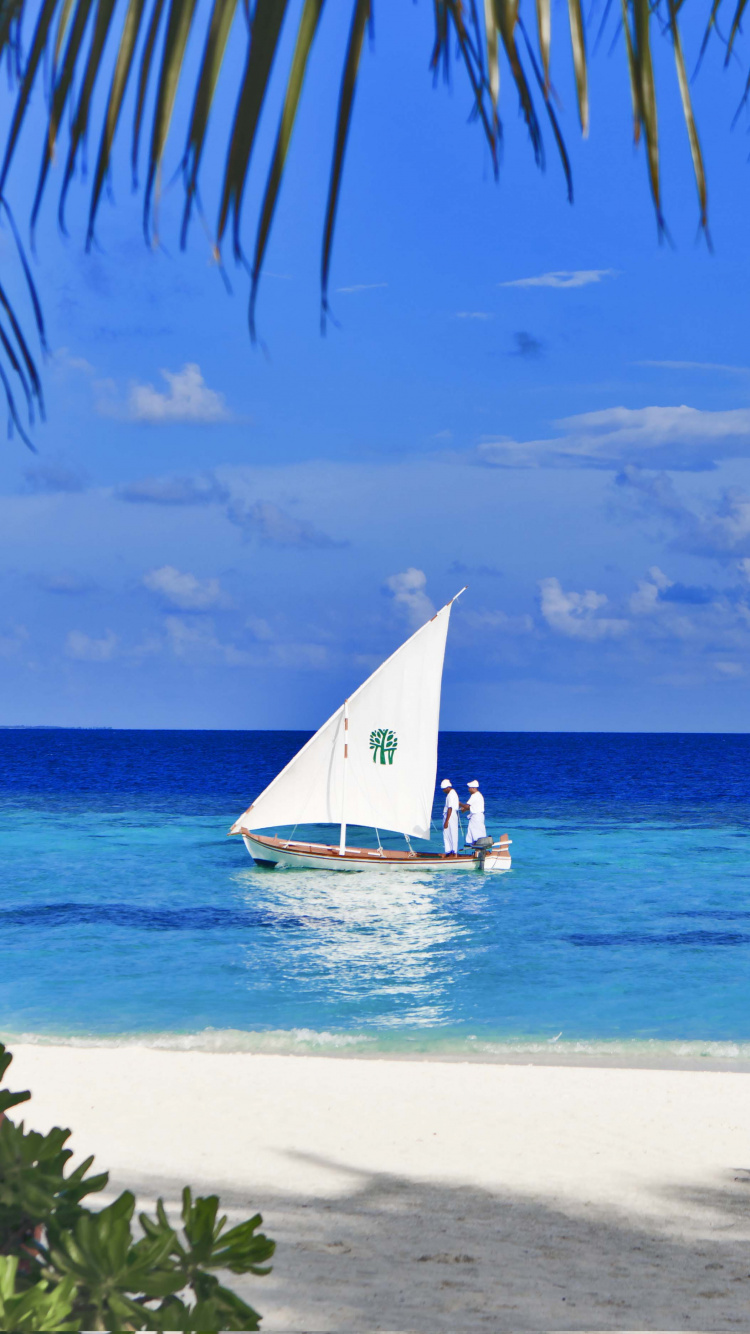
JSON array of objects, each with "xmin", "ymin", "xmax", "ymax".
[{"xmin": 8, "ymin": 1044, "xmax": 750, "ymax": 1330}]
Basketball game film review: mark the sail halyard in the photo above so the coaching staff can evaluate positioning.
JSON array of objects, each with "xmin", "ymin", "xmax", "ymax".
[
  {"xmin": 230, "ymin": 589, "xmax": 465, "ymax": 841},
  {"xmin": 339, "ymin": 699, "xmax": 349, "ymax": 855}
]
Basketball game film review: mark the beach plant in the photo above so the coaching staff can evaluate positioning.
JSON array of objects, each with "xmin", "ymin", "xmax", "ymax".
[{"xmin": 0, "ymin": 1043, "xmax": 275, "ymax": 1331}]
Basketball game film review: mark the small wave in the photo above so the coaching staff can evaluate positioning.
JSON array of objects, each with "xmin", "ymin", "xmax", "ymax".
[
  {"xmin": 0, "ymin": 903, "xmax": 326, "ymax": 932},
  {"xmin": 567, "ymin": 930, "xmax": 750, "ymax": 947},
  {"xmin": 5, "ymin": 1028, "xmax": 750, "ymax": 1066}
]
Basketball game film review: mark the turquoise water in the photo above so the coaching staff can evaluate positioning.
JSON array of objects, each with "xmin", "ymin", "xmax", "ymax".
[{"xmin": 2, "ymin": 729, "xmax": 750, "ymax": 1061}]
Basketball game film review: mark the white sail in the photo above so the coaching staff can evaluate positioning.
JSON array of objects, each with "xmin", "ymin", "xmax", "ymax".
[{"xmin": 230, "ymin": 598, "xmax": 457, "ymax": 841}]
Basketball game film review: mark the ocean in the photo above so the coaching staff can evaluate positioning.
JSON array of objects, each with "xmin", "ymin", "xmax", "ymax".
[{"xmin": 2, "ymin": 728, "xmax": 750, "ymax": 1064}]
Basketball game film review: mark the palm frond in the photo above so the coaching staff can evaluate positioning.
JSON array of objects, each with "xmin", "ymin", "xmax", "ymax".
[
  {"xmin": 247, "ymin": 0, "xmax": 326, "ymax": 337},
  {"xmin": 0, "ymin": 0, "xmax": 743, "ymax": 376},
  {"xmin": 320, "ymin": 0, "xmax": 370, "ymax": 330}
]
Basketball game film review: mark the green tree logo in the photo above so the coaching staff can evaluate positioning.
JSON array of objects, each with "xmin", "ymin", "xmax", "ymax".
[{"xmin": 369, "ymin": 728, "xmax": 398, "ymax": 765}]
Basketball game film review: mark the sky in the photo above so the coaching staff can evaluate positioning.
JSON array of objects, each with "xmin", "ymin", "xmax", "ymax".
[{"xmin": 2, "ymin": 2, "xmax": 750, "ymax": 730}]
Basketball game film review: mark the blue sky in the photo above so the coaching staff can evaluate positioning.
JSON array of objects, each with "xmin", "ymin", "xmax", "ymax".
[{"xmin": 2, "ymin": 2, "xmax": 750, "ymax": 730}]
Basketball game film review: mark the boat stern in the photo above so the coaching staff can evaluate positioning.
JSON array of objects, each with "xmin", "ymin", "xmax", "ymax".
[{"xmin": 480, "ymin": 834, "xmax": 512, "ymax": 872}]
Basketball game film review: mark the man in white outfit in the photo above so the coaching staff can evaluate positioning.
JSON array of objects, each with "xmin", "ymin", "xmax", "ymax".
[
  {"xmin": 461, "ymin": 780, "xmax": 486, "ymax": 846},
  {"xmin": 440, "ymin": 778, "xmax": 459, "ymax": 857}
]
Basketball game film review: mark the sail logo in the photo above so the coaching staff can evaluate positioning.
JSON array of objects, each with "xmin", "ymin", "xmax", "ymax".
[{"xmin": 369, "ymin": 728, "xmax": 398, "ymax": 765}]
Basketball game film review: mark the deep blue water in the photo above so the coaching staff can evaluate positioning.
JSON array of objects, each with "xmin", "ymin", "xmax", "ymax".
[{"xmin": 2, "ymin": 728, "xmax": 750, "ymax": 1059}]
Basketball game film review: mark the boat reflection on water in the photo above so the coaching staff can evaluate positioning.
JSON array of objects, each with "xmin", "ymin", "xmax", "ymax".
[{"xmin": 231, "ymin": 860, "xmax": 476, "ymax": 1031}]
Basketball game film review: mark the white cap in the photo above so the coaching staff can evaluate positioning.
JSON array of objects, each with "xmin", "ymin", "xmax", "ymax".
[
  {"xmin": 467, "ymin": 780, "xmax": 479, "ymax": 788},
  {"xmin": 440, "ymin": 779, "xmax": 452, "ymax": 789}
]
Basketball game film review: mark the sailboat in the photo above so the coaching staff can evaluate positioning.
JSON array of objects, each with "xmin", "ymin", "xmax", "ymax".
[{"xmin": 229, "ymin": 590, "xmax": 512, "ymax": 873}]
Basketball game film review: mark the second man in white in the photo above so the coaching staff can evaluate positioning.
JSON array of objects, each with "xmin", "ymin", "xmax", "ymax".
[
  {"xmin": 440, "ymin": 778, "xmax": 459, "ymax": 856},
  {"xmin": 461, "ymin": 780, "xmax": 486, "ymax": 846}
]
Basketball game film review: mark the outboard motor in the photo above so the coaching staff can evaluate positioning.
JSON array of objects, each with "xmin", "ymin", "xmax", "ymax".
[{"xmin": 472, "ymin": 835, "xmax": 495, "ymax": 871}]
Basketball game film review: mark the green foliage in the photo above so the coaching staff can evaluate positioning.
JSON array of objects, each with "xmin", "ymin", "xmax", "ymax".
[{"xmin": 0, "ymin": 1043, "xmax": 274, "ymax": 1332}]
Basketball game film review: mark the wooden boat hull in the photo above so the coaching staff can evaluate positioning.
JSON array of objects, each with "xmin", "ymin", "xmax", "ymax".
[{"xmin": 240, "ymin": 831, "xmax": 511, "ymax": 873}]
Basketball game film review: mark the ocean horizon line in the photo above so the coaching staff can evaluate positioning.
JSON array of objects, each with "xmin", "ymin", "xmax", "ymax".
[{"xmin": 4, "ymin": 724, "xmax": 750, "ymax": 736}]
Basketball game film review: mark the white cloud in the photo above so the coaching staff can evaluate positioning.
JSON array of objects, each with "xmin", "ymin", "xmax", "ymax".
[
  {"xmin": 456, "ymin": 311, "xmax": 494, "ymax": 320},
  {"xmin": 637, "ymin": 360, "xmax": 750, "ymax": 376},
  {"xmin": 102, "ymin": 364, "xmax": 233, "ymax": 424},
  {"xmin": 715, "ymin": 660, "xmax": 744, "ymax": 676},
  {"xmin": 246, "ymin": 616, "xmax": 274, "ymax": 641},
  {"xmin": 476, "ymin": 405, "xmax": 750, "ymax": 472},
  {"xmin": 499, "ymin": 269, "xmax": 616, "ymax": 289},
  {"xmin": 616, "ymin": 468, "xmax": 750, "ymax": 561},
  {"xmin": 119, "ymin": 473, "xmax": 225, "ymax": 505},
  {"xmin": 336, "ymin": 283, "xmax": 387, "ymax": 294},
  {"xmin": 629, "ymin": 566, "xmax": 672, "ymax": 614},
  {"xmin": 143, "ymin": 565, "xmax": 230, "ymax": 611},
  {"xmin": 165, "ymin": 617, "xmax": 251, "ymax": 665},
  {"xmin": 117, "ymin": 469, "xmax": 345, "ymax": 548},
  {"xmin": 53, "ymin": 347, "xmax": 95, "ymax": 374},
  {"xmin": 65, "ymin": 630, "xmax": 118, "ymax": 661},
  {"xmin": 225, "ymin": 497, "xmax": 346, "ymax": 548},
  {"xmin": 539, "ymin": 578, "xmax": 629, "ymax": 640},
  {"xmin": 384, "ymin": 568, "xmax": 435, "ymax": 629},
  {"xmin": 163, "ymin": 616, "xmax": 327, "ymax": 670}
]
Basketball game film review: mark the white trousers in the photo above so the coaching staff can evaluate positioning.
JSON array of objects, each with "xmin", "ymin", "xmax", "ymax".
[
  {"xmin": 443, "ymin": 814, "xmax": 459, "ymax": 854},
  {"xmin": 466, "ymin": 813, "xmax": 486, "ymax": 845}
]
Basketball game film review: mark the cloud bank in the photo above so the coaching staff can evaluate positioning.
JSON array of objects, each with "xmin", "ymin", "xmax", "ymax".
[
  {"xmin": 476, "ymin": 405, "xmax": 750, "ymax": 472},
  {"xmin": 118, "ymin": 468, "xmax": 346, "ymax": 549}
]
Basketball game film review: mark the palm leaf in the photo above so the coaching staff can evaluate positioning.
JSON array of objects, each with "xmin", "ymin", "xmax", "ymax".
[
  {"xmin": 695, "ymin": 0, "xmax": 724, "ymax": 74},
  {"xmin": 216, "ymin": 0, "xmax": 289, "ymax": 259},
  {"xmin": 726, "ymin": 0, "xmax": 749, "ymax": 60},
  {"xmin": 144, "ymin": 0, "xmax": 200, "ymax": 240},
  {"xmin": 567, "ymin": 0, "xmax": 588, "ymax": 134},
  {"xmin": 0, "ymin": 0, "xmax": 731, "ymax": 423},
  {"xmin": 320, "ymin": 0, "xmax": 370, "ymax": 328},
  {"xmin": 484, "ymin": 0, "xmax": 501, "ymax": 107},
  {"xmin": 631, "ymin": 0, "xmax": 663, "ymax": 230},
  {"xmin": 59, "ymin": 0, "xmax": 121, "ymax": 230},
  {"xmin": 52, "ymin": 0, "xmax": 76, "ymax": 74},
  {"xmin": 519, "ymin": 16, "xmax": 573, "ymax": 200},
  {"xmin": 87, "ymin": 0, "xmax": 149, "ymax": 244},
  {"xmin": 248, "ymin": 0, "xmax": 327, "ymax": 336},
  {"xmin": 667, "ymin": 0, "xmax": 708, "ymax": 231},
  {"xmin": 29, "ymin": 0, "xmax": 98, "ymax": 232},
  {"xmin": 0, "ymin": 0, "xmax": 61, "ymax": 191},
  {"xmin": 535, "ymin": 0, "xmax": 550, "ymax": 89},
  {"xmin": 493, "ymin": 0, "xmax": 544, "ymax": 168},
  {"xmin": 132, "ymin": 0, "xmax": 167, "ymax": 187},
  {"xmin": 620, "ymin": 0, "xmax": 642, "ymax": 144},
  {"xmin": 180, "ymin": 0, "xmax": 239, "ymax": 246}
]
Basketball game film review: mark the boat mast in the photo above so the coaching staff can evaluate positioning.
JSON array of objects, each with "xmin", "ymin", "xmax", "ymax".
[{"xmin": 338, "ymin": 698, "xmax": 349, "ymax": 855}]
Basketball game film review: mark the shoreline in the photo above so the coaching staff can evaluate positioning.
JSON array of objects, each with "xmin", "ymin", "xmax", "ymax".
[{"xmin": 5, "ymin": 1029, "xmax": 750, "ymax": 1073}]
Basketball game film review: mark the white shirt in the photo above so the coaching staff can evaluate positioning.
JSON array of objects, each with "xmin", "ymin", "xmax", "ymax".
[
  {"xmin": 443, "ymin": 789, "xmax": 459, "ymax": 820},
  {"xmin": 467, "ymin": 791, "xmax": 485, "ymax": 818}
]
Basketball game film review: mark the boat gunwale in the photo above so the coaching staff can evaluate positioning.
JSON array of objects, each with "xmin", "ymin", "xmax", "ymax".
[{"xmin": 240, "ymin": 830, "xmax": 479, "ymax": 864}]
